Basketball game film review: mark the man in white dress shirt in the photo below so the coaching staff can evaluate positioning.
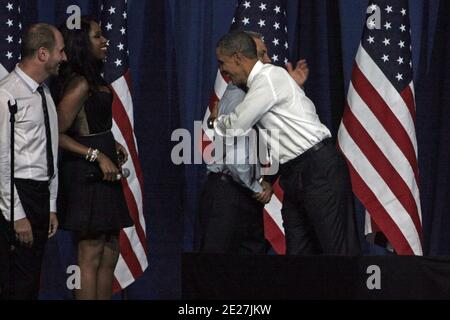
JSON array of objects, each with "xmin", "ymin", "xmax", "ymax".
[
  {"xmin": 213, "ymin": 31, "xmax": 361, "ymax": 256},
  {"xmin": 0, "ymin": 23, "xmax": 66, "ymax": 299}
]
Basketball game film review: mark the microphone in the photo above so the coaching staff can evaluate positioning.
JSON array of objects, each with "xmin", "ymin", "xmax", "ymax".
[
  {"xmin": 116, "ymin": 168, "xmax": 130, "ymax": 180},
  {"xmin": 86, "ymin": 168, "xmax": 130, "ymax": 181}
]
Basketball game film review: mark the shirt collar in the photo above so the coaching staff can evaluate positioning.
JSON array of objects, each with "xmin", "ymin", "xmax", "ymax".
[
  {"xmin": 14, "ymin": 64, "xmax": 41, "ymax": 93},
  {"xmin": 247, "ymin": 60, "xmax": 264, "ymax": 87}
]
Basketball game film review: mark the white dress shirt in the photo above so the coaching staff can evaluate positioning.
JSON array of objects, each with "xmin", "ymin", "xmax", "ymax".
[
  {"xmin": 214, "ymin": 60, "xmax": 331, "ymax": 164},
  {"xmin": 0, "ymin": 65, "xmax": 59, "ymax": 221}
]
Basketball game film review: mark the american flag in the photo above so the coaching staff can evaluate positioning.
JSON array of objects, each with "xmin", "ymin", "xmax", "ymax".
[
  {"xmin": 100, "ymin": 0, "xmax": 148, "ymax": 291},
  {"xmin": 337, "ymin": 0, "xmax": 423, "ymax": 255},
  {"xmin": 203, "ymin": 0, "xmax": 289, "ymax": 254},
  {"xmin": 0, "ymin": 0, "xmax": 21, "ymax": 80}
]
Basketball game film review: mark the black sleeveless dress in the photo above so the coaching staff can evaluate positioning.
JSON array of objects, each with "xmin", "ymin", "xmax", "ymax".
[{"xmin": 58, "ymin": 89, "xmax": 134, "ymax": 234}]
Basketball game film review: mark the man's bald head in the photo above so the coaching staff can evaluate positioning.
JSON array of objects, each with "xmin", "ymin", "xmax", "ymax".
[{"xmin": 21, "ymin": 23, "xmax": 58, "ymax": 59}]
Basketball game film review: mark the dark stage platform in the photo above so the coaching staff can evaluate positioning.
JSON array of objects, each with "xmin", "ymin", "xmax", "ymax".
[{"xmin": 182, "ymin": 254, "xmax": 450, "ymax": 299}]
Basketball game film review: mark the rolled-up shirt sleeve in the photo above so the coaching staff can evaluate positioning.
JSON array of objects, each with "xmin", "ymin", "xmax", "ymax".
[
  {"xmin": 48, "ymin": 97, "xmax": 58, "ymax": 213},
  {"xmin": 0, "ymin": 91, "xmax": 26, "ymax": 221},
  {"xmin": 49, "ymin": 172, "xmax": 58, "ymax": 213}
]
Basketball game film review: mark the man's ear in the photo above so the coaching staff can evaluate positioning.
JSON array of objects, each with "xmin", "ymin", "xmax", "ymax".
[
  {"xmin": 234, "ymin": 52, "xmax": 244, "ymax": 65},
  {"xmin": 37, "ymin": 47, "xmax": 48, "ymax": 62}
]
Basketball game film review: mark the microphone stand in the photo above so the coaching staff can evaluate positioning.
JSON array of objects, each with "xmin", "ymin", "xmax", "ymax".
[{"xmin": 8, "ymin": 99, "xmax": 17, "ymax": 299}]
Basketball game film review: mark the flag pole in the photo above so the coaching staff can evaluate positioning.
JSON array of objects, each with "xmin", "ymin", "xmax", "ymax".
[{"xmin": 121, "ymin": 287, "xmax": 128, "ymax": 300}]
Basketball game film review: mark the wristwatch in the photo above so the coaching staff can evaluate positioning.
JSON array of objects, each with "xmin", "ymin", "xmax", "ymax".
[{"xmin": 207, "ymin": 117, "xmax": 215, "ymax": 129}]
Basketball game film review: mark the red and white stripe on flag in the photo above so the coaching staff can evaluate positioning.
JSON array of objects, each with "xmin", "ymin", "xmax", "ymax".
[
  {"xmin": 111, "ymin": 71, "xmax": 148, "ymax": 291},
  {"xmin": 337, "ymin": 2, "xmax": 423, "ymax": 255},
  {"xmin": 100, "ymin": 0, "xmax": 148, "ymax": 291}
]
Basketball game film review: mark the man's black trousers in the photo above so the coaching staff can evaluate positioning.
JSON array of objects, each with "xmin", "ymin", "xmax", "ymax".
[
  {"xmin": 198, "ymin": 173, "xmax": 266, "ymax": 254},
  {"xmin": 0, "ymin": 179, "xmax": 50, "ymax": 300},
  {"xmin": 279, "ymin": 143, "xmax": 361, "ymax": 256}
]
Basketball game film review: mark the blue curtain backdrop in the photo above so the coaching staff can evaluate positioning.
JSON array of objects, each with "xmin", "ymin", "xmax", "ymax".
[{"xmin": 18, "ymin": 0, "xmax": 447, "ymax": 299}]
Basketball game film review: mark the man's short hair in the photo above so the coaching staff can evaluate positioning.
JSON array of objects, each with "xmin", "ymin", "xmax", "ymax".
[
  {"xmin": 243, "ymin": 31, "xmax": 263, "ymax": 41},
  {"xmin": 216, "ymin": 31, "xmax": 257, "ymax": 59},
  {"xmin": 21, "ymin": 23, "xmax": 57, "ymax": 59}
]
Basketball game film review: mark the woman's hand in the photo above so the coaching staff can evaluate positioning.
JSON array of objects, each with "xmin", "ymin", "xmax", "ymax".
[
  {"xmin": 97, "ymin": 152, "xmax": 120, "ymax": 181},
  {"xmin": 115, "ymin": 141, "xmax": 128, "ymax": 166}
]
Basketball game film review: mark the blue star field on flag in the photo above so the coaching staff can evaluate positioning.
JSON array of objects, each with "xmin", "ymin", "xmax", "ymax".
[
  {"xmin": 0, "ymin": 0, "xmax": 21, "ymax": 73},
  {"xmin": 361, "ymin": 0, "xmax": 413, "ymax": 92},
  {"xmin": 100, "ymin": 0, "xmax": 129, "ymax": 83},
  {"xmin": 230, "ymin": 0, "xmax": 289, "ymax": 67}
]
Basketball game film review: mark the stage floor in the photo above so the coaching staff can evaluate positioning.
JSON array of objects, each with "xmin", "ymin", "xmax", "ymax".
[{"xmin": 182, "ymin": 254, "xmax": 450, "ymax": 299}]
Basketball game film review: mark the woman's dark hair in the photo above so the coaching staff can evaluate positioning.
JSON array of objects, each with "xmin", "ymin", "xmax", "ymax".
[{"xmin": 52, "ymin": 16, "xmax": 106, "ymax": 104}]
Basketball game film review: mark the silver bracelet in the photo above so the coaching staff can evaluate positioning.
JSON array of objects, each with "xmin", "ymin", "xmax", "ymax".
[
  {"xmin": 89, "ymin": 149, "xmax": 99, "ymax": 162},
  {"xmin": 85, "ymin": 148, "xmax": 93, "ymax": 161}
]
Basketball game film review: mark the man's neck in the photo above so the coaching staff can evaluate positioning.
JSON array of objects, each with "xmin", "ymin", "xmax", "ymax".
[
  {"xmin": 244, "ymin": 59, "xmax": 258, "ymax": 79},
  {"xmin": 18, "ymin": 60, "xmax": 47, "ymax": 85},
  {"xmin": 243, "ymin": 59, "xmax": 259, "ymax": 87}
]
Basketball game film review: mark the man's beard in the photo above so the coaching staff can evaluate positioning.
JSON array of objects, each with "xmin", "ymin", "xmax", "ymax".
[{"xmin": 47, "ymin": 63, "xmax": 59, "ymax": 76}]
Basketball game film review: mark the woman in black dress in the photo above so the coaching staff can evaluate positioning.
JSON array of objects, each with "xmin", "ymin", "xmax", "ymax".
[{"xmin": 53, "ymin": 17, "xmax": 133, "ymax": 300}]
